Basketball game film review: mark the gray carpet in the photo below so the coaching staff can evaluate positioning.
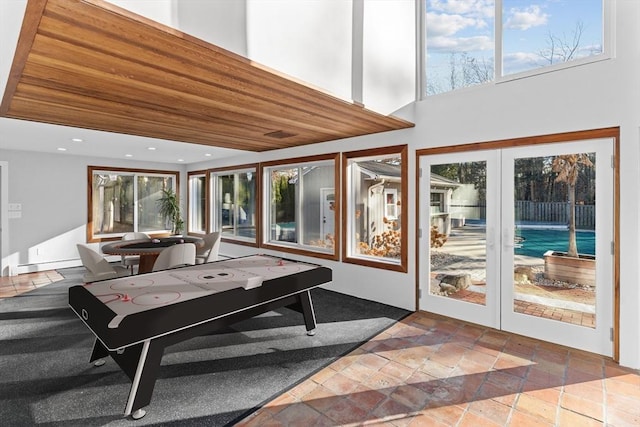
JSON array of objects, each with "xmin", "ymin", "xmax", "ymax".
[{"xmin": 0, "ymin": 266, "xmax": 409, "ymax": 426}]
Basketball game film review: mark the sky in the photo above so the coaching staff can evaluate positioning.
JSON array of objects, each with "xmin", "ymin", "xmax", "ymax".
[{"xmin": 426, "ymin": 0, "xmax": 603, "ymax": 92}]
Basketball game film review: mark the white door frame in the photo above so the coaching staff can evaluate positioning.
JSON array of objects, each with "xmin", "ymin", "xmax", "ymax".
[
  {"xmin": 0, "ymin": 161, "xmax": 9, "ymax": 276},
  {"xmin": 500, "ymin": 139, "xmax": 614, "ymax": 356},
  {"xmin": 419, "ymin": 150, "xmax": 501, "ymax": 329},
  {"xmin": 418, "ymin": 137, "xmax": 615, "ymax": 356}
]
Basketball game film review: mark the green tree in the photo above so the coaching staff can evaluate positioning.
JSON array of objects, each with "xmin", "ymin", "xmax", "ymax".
[{"xmin": 552, "ymin": 154, "xmax": 594, "ymax": 257}]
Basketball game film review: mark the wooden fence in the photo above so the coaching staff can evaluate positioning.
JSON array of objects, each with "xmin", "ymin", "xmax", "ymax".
[{"xmin": 514, "ymin": 201, "xmax": 595, "ymax": 229}]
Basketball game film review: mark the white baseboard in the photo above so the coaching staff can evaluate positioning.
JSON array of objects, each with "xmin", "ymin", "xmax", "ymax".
[{"xmin": 15, "ymin": 259, "xmax": 83, "ymax": 275}]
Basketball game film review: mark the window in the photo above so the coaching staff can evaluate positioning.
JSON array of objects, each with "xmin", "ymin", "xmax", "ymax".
[
  {"xmin": 425, "ymin": 0, "xmax": 495, "ymax": 95},
  {"xmin": 88, "ymin": 166, "xmax": 178, "ymax": 242},
  {"xmin": 342, "ymin": 146, "xmax": 407, "ymax": 272},
  {"xmin": 430, "ymin": 192, "xmax": 444, "ymax": 213},
  {"xmin": 187, "ymin": 171, "xmax": 207, "ymax": 234},
  {"xmin": 210, "ymin": 165, "xmax": 258, "ymax": 245},
  {"xmin": 262, "ymin": 154, "xmax": 339, "ymax": 259},
  {"xmin": 425, "ymin": 0, "xmax": 607, "ymax": 96}
]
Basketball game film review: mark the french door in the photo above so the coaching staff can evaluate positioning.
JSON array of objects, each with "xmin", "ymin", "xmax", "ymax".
[{"xmin": 419, "ymin": 139, "xmax": 614, "ymax": 356}]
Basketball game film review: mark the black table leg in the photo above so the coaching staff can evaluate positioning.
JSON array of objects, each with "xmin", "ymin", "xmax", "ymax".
[
  {"xmin": 89, "ymin": 338, "xmax": 109, "ymax": 360},
  {"xmin": 121, "ymin": 339, "xmax": 165, "ymax": 418},
  {"xmin": 94, "ymin": 339, "xmax": 165, "ymax": 419},
  {"xmin": 297, "ymin": 290, "xmax": 317, "ymax": 335}
]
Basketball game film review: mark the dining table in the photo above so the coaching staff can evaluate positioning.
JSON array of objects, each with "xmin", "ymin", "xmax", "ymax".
[{"xmin": 101, "ymin": 236, "xmax": 204, "ymax": 274}]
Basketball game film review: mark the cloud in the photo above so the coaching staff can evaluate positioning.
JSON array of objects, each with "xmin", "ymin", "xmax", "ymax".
[
  {"xmin": 505, "ymin": 5, "xmax": 548, "ymax": 30},
  {"xmin": 428, "ymin": 35, "xmax": 493, "ymax": 53},
  {"xmin": 429, "ymin": 0, "xmax": 494, "ymax": 19},
  {"xmin": 426, "ymin": 12, "xmax": 483, "ymax": 37},
  {"xmin": 502, "ymin": 51, "xmax": 546, "ymax": 74}
]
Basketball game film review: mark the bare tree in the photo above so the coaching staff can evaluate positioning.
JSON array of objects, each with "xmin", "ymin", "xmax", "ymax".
[{"xmin": 539, "ymin": 21, "xmax": 585, "ymax": 65}]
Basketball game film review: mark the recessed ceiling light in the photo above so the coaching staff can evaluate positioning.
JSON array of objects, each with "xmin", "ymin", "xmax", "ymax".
[
  {"xmin": 177, "ymin": 159, "xmax": 185, "ymax": 162},
  {"xmin": 71, "ymin": 138, "xmax": 83, "ymax": 142},
  {"xmin": 57, "ymin": 147, "xmax": 67, "ymax": 151},
  {"xmin": 147, "ymin": 147, "xmax": 156, "ymax": 151},
  {"xmin": 125, "ymin": 154, "xmax": 133, "ymax": 157},
  {"xmin": 204, "ymin": 153, "xmax": 212, "ymax": 157}
]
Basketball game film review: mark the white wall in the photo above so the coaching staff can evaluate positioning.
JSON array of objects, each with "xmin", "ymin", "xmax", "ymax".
[
  {"xmin": 0, "ymin": 149, "xmax": 186, "ymax": 273},
  {"xmin": 107, "ymin": 0, "xmax": 177, "ymax": 27},
  {"xmin": 245, "ymin": 0, "xmax": 354, "ymax": 102},
  {"xmin": 175, "ymin": 0, "xmax": 248, "ymax": 56},
  {"xmin": 363, "ymin": 0, "xmax": 416, "ymax": 114}
]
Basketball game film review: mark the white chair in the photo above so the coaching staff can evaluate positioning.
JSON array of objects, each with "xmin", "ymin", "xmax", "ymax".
[
  {"xmin": 152, "ymin": 243, "xmax": 196, "ymax": 272},
  {"xmin": 120, "ymin": 232, "xmax": 150, "ymax": 274},
  {"xmin": 77, "ymin": 244, "xmax": 129, "ymax": 282},
  {"xmin": 195, "ymin": 232, "xmax": 221, "ymax": 264}
]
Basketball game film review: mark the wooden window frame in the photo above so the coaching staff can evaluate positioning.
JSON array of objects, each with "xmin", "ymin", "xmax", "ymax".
[
  {"xmin": 260, "ymin": 153, "xmax": 340, "ymax": 261},
  {"xmin": 87, "ymin": 166, "xmax": 179, "ymax": 243},
  {"xmin": 342, "ymin": 145, "xmax": 408, "ymax": 272},
  {"xmin": 209, "ymin": 164, "xmax": 260, "ymax": 248}
]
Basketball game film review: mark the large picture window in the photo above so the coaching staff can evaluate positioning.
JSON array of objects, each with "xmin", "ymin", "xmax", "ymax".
[
  {"xmin": 425, "ymin": 0, "xmax": 607, "ymax": 96},
  {"xmin": 342, "ymin": 146, "xmax": 407, "ymax": 272},
  {"xmin": 88, "ymin": 166, "xmax": 178, "ymax": 242},
  {"xmin": 262, "ymin": 154, "xmax": 339, "ymax": 260},
  {"xmin": 210, "ymin": 165, "xmax": 258, "ymax": 246}
]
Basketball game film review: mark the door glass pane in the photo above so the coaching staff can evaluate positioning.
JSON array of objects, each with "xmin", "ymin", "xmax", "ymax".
[
  {"xmin": 429, "ymin": 161, "xmax": 487, "ymax": 306},
  {"xmin": 513, "ymin": 153, "xmax": 596, "ymax": 328}
]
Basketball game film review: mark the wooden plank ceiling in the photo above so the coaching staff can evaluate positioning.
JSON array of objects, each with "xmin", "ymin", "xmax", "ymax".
[{"xmin": 0, "ymin": 0, "xmax": 414, "ymax": 152}]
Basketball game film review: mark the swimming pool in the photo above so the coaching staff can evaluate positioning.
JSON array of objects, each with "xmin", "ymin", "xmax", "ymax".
[{"xmin": 514, "ymin": 228, "xmax": 595, "ymax": 258}]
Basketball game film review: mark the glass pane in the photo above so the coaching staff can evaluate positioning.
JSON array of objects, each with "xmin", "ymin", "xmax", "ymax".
[
  {"xmin": 426, "ymin": 0, "xmax": 495, "ymax": 95},
  {"xmin": 299, "ymin": 164, "xmax": 335, "ymax": 251},
  {"xmin": 513, "ymin": 153, "xmax": 596, "ymax": 328},
  {"xmin": 217, "ymin": 174, "xmax": 235, "ymax": 237},
  {"xmin": 351, "ymin": 156, "xmax": 402, "ymax": 262},
  {"xmin": 138, "ymin": 176, "xmax": 172, "ymax": 232},
  {"xmin": 188, "ymin": 175, "xmax": 206, "ymax": 233},
  {"xmin": 502, "ymin": 0, "xmax": 603, "ymax": 75},
  {"xmin": 429, "ymin": 162, "xmax": 487, "ymax": 306},
  {"xmin": 236, "ymin": 171, "xmax": 257, "ymax": 239},
  {"xmin": 92, "ymin": 173, "xmax": 134, "ymax": 235},
  {"xmin": 269, "ymin": 168, "xmax": 298, "ymax": 243}
]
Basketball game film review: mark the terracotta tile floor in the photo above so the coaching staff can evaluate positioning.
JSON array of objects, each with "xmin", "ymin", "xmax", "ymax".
[
  {"xmin": 3, "ymin": 271, "xmax": 638, "ymax": 426},
  {"xmin": 238, "ymin": 312, "xmax": 640, "ymax": 426},
  {"xmin": 0, "ymin": 270, "xmax": 64, "ymax": 299}
]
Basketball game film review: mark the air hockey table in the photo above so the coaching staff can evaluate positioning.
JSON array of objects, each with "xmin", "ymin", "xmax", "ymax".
[{"xmin": 68, "ymin": 254, "xmax": 332, "ymax": 420}]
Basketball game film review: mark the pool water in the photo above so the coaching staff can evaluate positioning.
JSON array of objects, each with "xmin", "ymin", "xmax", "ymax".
[{"xmin": 514, "ymin": 228, "xmax": 595, "ymax": 258}]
